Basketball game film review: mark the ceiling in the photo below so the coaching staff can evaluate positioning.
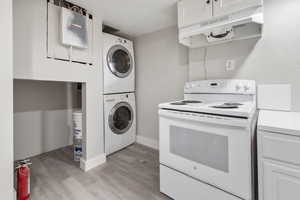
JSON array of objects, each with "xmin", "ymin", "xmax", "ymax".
[{"xmin": 99, "ymin": 0, "xmax": 178, "ymax": 37}]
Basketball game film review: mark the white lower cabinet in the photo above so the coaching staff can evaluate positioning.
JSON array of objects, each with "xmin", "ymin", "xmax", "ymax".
[
  {"xmin": 262, "ymin": 162, "xmax": 300, "ymax": 200},
  {"xmin": 258, "ymin": 130, "xmax": 300, "ymax": 200}
]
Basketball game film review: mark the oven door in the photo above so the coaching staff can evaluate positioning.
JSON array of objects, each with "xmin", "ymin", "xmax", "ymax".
[{"xmin": 159, "ymin": 109, "xmax": 253, "ymax": 200}]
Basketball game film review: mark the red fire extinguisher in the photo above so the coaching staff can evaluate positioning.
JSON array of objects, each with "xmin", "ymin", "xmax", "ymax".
[{"xmin": 16, "ymin": 159, "xmax": 32, "ymax": 200}]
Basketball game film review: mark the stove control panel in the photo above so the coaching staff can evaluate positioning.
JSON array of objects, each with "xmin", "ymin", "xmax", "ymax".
[
  {"xmin": 235, "ymin": 84, "xmax": 242, "ymax": 91},
  {"xmin": 185, "ymin": 80, "xmax": 256, "ymax": 95}
]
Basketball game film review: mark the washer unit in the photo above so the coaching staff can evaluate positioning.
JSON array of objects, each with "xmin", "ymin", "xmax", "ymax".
[
  {"xmin": 103, "ymin": 33, "xmax": 135, "ymax": 94},
  {"xmin": 104, "ymin": 92, "xmax": 136, "ymax": 155}
]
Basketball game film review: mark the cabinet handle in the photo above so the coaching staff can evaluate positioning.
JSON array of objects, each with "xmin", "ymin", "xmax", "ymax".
[
  {"xmin": 206, "ymin": 0, "xmax": 211, "ymax": 4},
  {"xmin": 209, "ymin": 31, "xmax": 231, "ymax": 38},
  {"xmin": 71, "ymin": 24, "xmax": 82, "ymax": 29}
]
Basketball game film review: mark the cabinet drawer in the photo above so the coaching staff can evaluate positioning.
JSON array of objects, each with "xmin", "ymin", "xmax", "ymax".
[
  {"xmin": 260, "ymin": 131, "xmax": 300, "ymax": 165},
  {"xmin": 160, "ymin": 165, "xmax": 240, "ymax": 200}
]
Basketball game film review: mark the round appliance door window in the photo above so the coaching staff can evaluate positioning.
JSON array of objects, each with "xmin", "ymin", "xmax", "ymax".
[
  {"xmin": 109, "ymin": 102, "xmax": 134, "ymax": 135},
  {"xmin": 107, "ymin": 45, "xmax": 133, "ymax": 78}
]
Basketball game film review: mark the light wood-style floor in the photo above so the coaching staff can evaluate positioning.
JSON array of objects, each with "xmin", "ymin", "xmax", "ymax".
[{"xmin": 30, "ymin": 144, "xmax": 171, "ymax": 200}]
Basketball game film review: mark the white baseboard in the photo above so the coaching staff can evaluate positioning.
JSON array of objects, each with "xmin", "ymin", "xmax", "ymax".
[
  {"xmin": 80, "ymin": 153, "xmax": 106, "ymax": 172},
  {"xmin": 136, "ymin": 135, "xmax": 159, "ymax": 150}
]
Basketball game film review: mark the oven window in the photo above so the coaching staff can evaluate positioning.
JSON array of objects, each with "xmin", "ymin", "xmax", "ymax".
[{"xmin": 170, "ymin": 126, "xmax": 229, "ymax": 172}]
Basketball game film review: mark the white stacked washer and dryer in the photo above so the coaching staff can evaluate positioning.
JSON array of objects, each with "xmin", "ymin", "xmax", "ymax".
[{"xmin": 103, "ymin": 33, "xmax": 136, "ymax": 155}]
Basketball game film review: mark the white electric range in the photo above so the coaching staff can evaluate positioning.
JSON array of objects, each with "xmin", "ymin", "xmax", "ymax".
[{"xmin": 159, "ymin": 79, "xmax": 258, "ymax": 200}]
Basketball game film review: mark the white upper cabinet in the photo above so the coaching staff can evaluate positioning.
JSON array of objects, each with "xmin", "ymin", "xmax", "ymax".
[
  {"xmin": 178, "ymin": 0, "xmax": 213, "ymax": 28},
  {"xmin": 213, "ymin": 0, "xmax": 263, "ymax": 17},
  {"xmin": 47, "ymin": 2, "xmax": 93, "ymax": 65},
  {"xmin": 178, "ymin": 0, "xmax": 262, "ymax": 28}
]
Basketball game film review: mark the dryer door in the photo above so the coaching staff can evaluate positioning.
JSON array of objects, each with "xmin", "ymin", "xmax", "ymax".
[
  {"xmin": 107, "ymin": 45, "xmax": 133, "ymax": 78},
  {"xmin": 109, "ymin": 102, "xmax": 134, "ymax": 135}
]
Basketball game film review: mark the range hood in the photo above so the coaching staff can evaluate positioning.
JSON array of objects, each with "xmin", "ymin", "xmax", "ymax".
[{"xmin": 179, "ymin": 7, "xmax": 264, "ymax": 48}]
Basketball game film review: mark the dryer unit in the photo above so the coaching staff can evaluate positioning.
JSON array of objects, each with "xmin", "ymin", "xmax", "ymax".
[
  {"xmin": 103, "ymin": 33, "xmax": 135, "ymax": 94},
  {"xmin": 104, "ymin": 93, "xmax": 136, "ymax": 155}
]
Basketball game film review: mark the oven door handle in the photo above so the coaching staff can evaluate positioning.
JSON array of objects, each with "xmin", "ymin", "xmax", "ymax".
[{"xmin": 159, "ymin": 109, "xmax": 248, "ymax": 128}]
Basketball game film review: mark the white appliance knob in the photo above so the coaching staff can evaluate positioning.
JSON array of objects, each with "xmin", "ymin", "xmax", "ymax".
[
  {"xmin": 244, "ymin": 85, "xmax": 250, "ymax": 91},
  {"xmin": 185, "ymin": 84, "xmax": 191, "ymax": 89}
]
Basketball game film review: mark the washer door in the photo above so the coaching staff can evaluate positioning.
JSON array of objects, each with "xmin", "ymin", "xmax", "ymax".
[
  {"xmin": 107, "ymin": 45, "xmax": 133, "ymax": 78},
  {"xmin": 109, "ymin": 102, "xmax": 134, "ymax": 135}
]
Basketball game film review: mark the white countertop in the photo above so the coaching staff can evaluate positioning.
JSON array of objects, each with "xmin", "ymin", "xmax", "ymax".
[{"xmin": 258, "ymin": 110, "xmax": 300, "ymax": 136}]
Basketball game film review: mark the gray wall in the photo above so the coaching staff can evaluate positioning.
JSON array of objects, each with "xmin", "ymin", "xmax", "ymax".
[
  {"xmin": 189, "ymin": 0, "xmax": 300, "ymax": 111},
  {"xmin": 134, "ymin": 0, "xmax": 300, "ymax": 145},
  {"xmin": 134, "ymin": 27, "xmax": 189, "ymax": 142},
  {"xmin": 14, "ymin": 80, "xmax": 80, "ymax": 160},
  {"xmin": 0, "ymin": 0, "xmax": 14, "ymax": 198}
]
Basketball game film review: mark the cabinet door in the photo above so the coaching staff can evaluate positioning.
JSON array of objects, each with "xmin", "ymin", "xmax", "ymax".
[
  {"xmin": 47, "ymin": 2, "xmax": 93, "ymax": 64},
  {"xmin": 47, "ymin": 3, "xmax": 69, "ymax": 61},
  {"xmin": 213, "ymin": 0, "xmax": 262, "ymax": 17},
  {"xmin": 262, "ymin": 161, "xmax": 300, "ymax": 200},
  {"xmin": 71, "ymin": 18, "xmax": 93, "ymax": 64},
  {"xmin": 178, "ymin": 0, "xmax": 213, "ymax": 28}
]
